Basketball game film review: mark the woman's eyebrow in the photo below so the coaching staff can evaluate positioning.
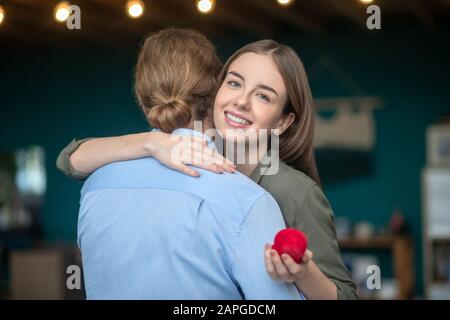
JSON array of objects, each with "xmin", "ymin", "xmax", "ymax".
[
  {"xmin": 257, "ymin": 84, "xmax": 279, "ymax": 97},
  {"xmin": 228, "ymin": 70, "xmax": 279, "ymax": 96},
  {"xmin": 228, "ymin": 71, "xmax": 245, "ymax": 81}
]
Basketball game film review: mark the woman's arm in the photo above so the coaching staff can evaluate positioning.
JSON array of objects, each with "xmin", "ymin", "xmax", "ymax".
[
  {"xmin": 56, "ymin": 132, "xmax": 236, "ymax": 180},
  {"xmin": 56, "ymin": 138, "xmax": 93, "ymax": 181},
  {"xmin": 69, "ymin": 133, "xmax": 152, "ymax": 176}
]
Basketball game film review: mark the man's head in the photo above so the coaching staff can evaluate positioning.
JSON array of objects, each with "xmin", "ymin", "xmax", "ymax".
[{"xmin": 135, "ymin": 28, "xmax": 222, "ymax": 133}]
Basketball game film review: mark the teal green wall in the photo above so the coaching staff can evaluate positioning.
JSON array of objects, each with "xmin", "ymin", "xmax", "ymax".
[
  {"xmin": 1, "ymin": 44, "xmax": 149, "ymax": 240},
  {"xmin": 1, "ymin": 28, "xmax": 449, "ymax": 297}
]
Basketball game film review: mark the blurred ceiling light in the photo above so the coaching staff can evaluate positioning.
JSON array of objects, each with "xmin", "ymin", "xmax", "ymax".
[
  {"xmin": 359, "ymin": 0, "xmax": 374, "ymax": 4},
  {"xmin": 277, "ymin": 0, "xmax": 294, "ymax": 6},
  {"xmin": 54, "ymin": 1, "xmax": 71, "ymax": 23},
  {"xmin": 126, "ymin": 0, "xmax": 145, "ymax": 18},
  {"xmin": 197, "ymin": 0, "xmax": 215, "ymax": 14},
  {"xmin": 0, "ymin": 6, "xmax": 5, "ymax": 26}
]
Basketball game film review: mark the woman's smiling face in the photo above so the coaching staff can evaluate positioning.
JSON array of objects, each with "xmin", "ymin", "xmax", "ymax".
[{"xmin": 213, "ymin": 52, "xmax": 293, "ymax": 141}]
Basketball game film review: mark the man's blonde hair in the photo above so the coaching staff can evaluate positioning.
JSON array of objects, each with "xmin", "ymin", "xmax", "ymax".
[{"xmin": 135, "ymin": 28, "xmax": 222, "ymax": 133}]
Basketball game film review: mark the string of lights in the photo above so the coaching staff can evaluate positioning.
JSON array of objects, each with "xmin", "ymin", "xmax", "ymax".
[
  {"xmin": 0, "ymin": 0, "xmax": 375, "ymax": 26},
  {"xmin": 0, "ymin": 5, "xmax": 5, "ymax": 25}
]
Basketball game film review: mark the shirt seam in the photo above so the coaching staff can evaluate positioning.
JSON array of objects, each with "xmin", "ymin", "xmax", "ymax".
[{"xmin": 228, "ymin": 191, "xmax": 270, "ymax": 278}]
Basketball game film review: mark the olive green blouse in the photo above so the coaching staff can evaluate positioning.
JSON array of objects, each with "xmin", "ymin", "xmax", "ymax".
[{"xmin": 56, "ymin": 138, "xmax": 357, "ymax": 300}]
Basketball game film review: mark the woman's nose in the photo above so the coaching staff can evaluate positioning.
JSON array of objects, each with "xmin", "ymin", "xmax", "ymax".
[{"xmin": 233, "ymin": 94, "xmax": 250, "ymax": 111}]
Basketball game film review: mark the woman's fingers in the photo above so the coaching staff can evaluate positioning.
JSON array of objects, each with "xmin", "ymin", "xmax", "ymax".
[
  {"xmin": 157, "ymin": 135, "xmax": 232, "ymax": 177},
  {"xmin": 180, "ymin": 147, "xmax": 235, "ymax": 174},
  {"xmin": 281, "ymin": 254, "xmax": 302, "ymax": 275},
  {"xmin": 190, "ymin": 140, "xmax": 236, "ymax": 169},
  {"xmin": 212, "ymin": 155, "xmax": 236, "ymax": 173},
  {"xmin": 190, "ymin": 136, "xmax": 208, "ymax": 146},
  {"xmin": 264, "ymin": 246, "xmax": 302, "ymax": 283},
  {"xmin": 190, "ymin": 156, "xmax": 224, "ymax": 174},
  {"xmin": 173, "ymin": 163, "xmax": 200, "ymax": 178},
  {"xmin": 270, "ymin": 250, "xmax": 296, "ymax": 283},
  {"xmin": 281, "ymin": 250, "xmax": 314, "ymax": 279},
  {"xmin": 302, "ymin": 249, "xmax": 313, "ymax": 264},
  {"xmin": 186, "ymin": 150, "xmax": 223, "ymax": 173},
  {"xmin": 264, "ymin": 244, "xmax": 281, "ymax": 281},
  {"xmin": 174, "ymin": 136, "xmax": 236, "ymax": 174}
]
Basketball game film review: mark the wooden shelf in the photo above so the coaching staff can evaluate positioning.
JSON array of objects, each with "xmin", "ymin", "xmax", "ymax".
[
  {"xmin": 429, "ymin": 237, "xmax": 450, "ymax": 243},
  {"xmin": 339, "ymin": 235, "xmax": 398, "ymax": 249},
  {"xmin": 338, "ymin": 235, "xmax": 414, "ymax": 300}
]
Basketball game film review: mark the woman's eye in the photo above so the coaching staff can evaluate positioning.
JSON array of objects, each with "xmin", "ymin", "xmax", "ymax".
[
  {"xmin": 257, "ymin": 93, "xmax": 270, "ymax": 102},
  {"xmin": 227, "ymin": 80, "xmax": 241, "ymax": 89}
]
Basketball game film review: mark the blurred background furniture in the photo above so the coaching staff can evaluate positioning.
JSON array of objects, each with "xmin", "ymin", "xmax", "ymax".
[
  {"xmin": 8, "ymin": 245, "xmax": 84, "ymax": 300},
  {"xmin": 422, "ymin": 124, "xmax": 450, "ymax": 299},
  {"xmin": 339, "ymin": 234, "xmax": 414, "ymax": 299}
]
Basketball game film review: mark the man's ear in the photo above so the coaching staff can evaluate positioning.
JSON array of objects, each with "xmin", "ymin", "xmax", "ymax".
[{"xmin": 276, "ymin": 113, "xmax": 296, "ymax": 135}]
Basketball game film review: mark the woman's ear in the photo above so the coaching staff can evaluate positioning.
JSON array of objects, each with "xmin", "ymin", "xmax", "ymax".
[{"xmin": 276, "ymin": 112, "xmax": 296, "ymax": 135}]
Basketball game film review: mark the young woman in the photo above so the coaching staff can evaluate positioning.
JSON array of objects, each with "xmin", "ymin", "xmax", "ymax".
[{"xmin": 57, "ymin": 35, "xmax": 357, "ymax": 300}]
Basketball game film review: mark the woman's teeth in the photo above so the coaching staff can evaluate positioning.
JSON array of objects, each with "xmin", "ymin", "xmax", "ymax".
[{"xmin": 225, "ymin": 112, "xmax": 251, "ymax": 125}]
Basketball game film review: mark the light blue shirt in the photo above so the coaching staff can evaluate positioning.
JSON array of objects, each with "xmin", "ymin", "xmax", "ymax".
[{"xmin": 78, "ymin": 128, "xmax": 305, "ymax": 300}]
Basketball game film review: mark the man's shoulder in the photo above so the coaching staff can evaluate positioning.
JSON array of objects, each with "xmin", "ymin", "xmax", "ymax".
[
  {"xmin": 190, "ymin": 168, "xmax": 273, "ymax": 221},
  {"xmin": 81, "ymin": 158, "xmax": 161, "ymax": 194}
]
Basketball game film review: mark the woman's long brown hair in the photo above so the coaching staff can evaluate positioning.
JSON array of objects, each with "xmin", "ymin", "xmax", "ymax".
[{"xmin": 218, "ymin": 40, "xmax": 321, "ymax": 186}]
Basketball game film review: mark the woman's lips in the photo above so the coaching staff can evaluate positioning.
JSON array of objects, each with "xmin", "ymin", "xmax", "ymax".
[{"xmin": 223, "ymin": 111, "xmax": 253, "ymax": 128}]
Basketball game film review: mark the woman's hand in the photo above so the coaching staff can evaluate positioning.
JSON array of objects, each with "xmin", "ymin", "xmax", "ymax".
[
  {"xmin": 145, "ymin": 131, "xmax": 236, "ymax": 177},
  {"xmin": 264, "ymin": 244, "xmax": 314, "ymax": 283}
]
